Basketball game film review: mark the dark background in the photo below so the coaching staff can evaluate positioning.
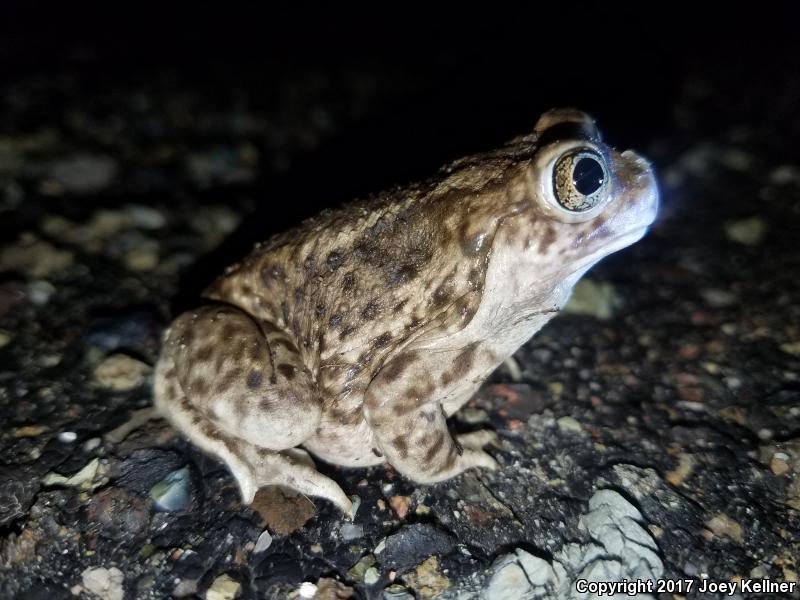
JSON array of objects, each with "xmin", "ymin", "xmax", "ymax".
[
  {"xmin": 3, "ymin": 2, "xmax": 796, "ymax": 299},
  {"xmin": 2, "ymin": 3, "xmax": 796, "ymax": 178}
]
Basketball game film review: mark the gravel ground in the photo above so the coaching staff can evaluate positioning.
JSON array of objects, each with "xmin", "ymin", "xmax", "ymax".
[{"xmin": 1, "ymin": 11, "xmax": 799, "ymax": 600}]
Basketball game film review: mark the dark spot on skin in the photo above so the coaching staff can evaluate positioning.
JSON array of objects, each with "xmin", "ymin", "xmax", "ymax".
[
  {"xmin": 431, "ymin": 281, "xmax": 452, "ymax": 308},
  {"xmin": 361, "ymin": 299, "xmax": 380, "ymax": 320},
  {"xmin": 342, "ymin": 272, "xmax": 356, "ymax": 291},
  {"xmin": 406, "ymin": 381, "xmax": 435, "ymax": 404},
  {"xmin": 420, "ymin": 409, "xmax": 436, "ymax": 423},
  {"xmin": 374, "ymin": 332, "xmax": 392, "ymax": 348},
  {"xmin": 393, "ymin": 402, "xmax": 415, "ymax": 417},
  {"xmin": 291, "ymin": 318, "xmax": 300, "ymax": 338},
  {"xmin": 304, "ymin": 254, "xmax": 316, "ymax": 272},
  {"xmin": 260, "ymin": 320, "xmax": 280, "ymax": 333},
  {"xmin": 249, "ymin": 342, "xmax": 262, "ymax": 362},
  {"xmin": 424, "ymin": 431, "xmax": 445, "ymax": 462},
  {"xmin": 315, "ymin": 303, "xmax": 326, "ymax": 316},
  {"xmin": 538, "ymin": 223, "xmax": 558, "ymax": 254},
  {"xmin": 440, "ymin": 372, "xmax": 453, "ymax": 386},
  {"xmin": 181, "ymin": 329, "xmax": 195, "ymax": 346},
  {"xmin": 246, "ymin": 369, "xmax": 263, "ymax": 389},
  {"xmin": 195, "ymin": 345, "xmax": 214, "ymax": 363},
  {"xmin": 277, "ymin": 363, "xmax": 297, "ymax": 381},
  {"xmin": 259, "ymin": 267, "xmax": 272, "ymax": 288},
  {"xmin": 167, "ymin": 385, "xmax": 178, "ymax": 401},
  {"xmin": 393, "ymin": 436, "xmax": 408, "ymax": 458},
  {"xmin": 281, "ymin": 302, "xmax": 289, "ymax": 325},
  {"xmin": 241, "ymin": 284, "xmax": 253, "ymax": 296},
  {"xmin": 270, "ymin": 336, "xmax": 296, "ymax": 352},
  {"xmin": 215, "ymin": 367, "xmax": 243, "ymax": 394},
  {"xmin": 380, "ymin": 352, "xmax": 417, "ymax": 384},
  {"xmin": 394, "ymin": 299, "xmax": 408, "ymax": 313},
  {"xmin": 220, "ymin": 323, "xmax": 236, "ymax": 340},
  {"xmin": 339, "ymin": 325, "xmax": 356, "ymax": 340},
  {"xmin": 326, "ymin": 251, "xmax": 344, "ymax": 271},
  {"xmin": 232, "ymin": 343, "xmax": 246, "ymax": 363},
  {"xmin": 329, "ymin": 313, "xmax": 343, "ymax": 328},
  {"xmin": 388, "ymin": 263, "xmax": 418, "ymax": 286},
  {"xmin": 442, "ymin": 445, "xmax": 458, "ymax": 470},
  {"xmin": 372, "ymin": 447, "xmax": 383, "ymax": 457},
  {"xmin": 588, "ymin": 215, "xmax": 613, "ymax": 241},
  {"xmin": 219, "ymin": 434, "xmax": 237, "ymax": 456},
  {"xmin": 452, "ymin": 343, "xmax": 478, "ymax": 378},
  {"xmin": 294, "ymin": 287, "xmax": 303, "ymax": 303}
]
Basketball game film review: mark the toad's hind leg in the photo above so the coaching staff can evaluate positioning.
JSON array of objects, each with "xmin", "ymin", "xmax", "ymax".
[{"xmin": 153, "ymin": 304, "xmax": 351, "ymax": 515}]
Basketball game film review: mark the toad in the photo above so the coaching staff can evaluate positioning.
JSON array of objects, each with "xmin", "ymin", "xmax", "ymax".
[{"xmin": 154, "ymin": 109, "xmax": 658, "ymax": 516}]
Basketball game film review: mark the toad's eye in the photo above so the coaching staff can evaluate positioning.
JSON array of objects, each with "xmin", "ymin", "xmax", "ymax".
[{"xmin": 552, "ymin": 149, "xmax": 609, "ymax": 212}]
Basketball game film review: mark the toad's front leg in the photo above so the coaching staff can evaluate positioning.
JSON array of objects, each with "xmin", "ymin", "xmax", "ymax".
[{"xmin": 363, "ymin": 349, "xmax": 498, "ymax": 483}]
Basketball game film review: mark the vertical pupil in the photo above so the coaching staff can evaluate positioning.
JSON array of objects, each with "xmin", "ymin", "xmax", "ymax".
[{"xmin": 573, "ymin": 156, "xmax": 604, "ymax": 195}]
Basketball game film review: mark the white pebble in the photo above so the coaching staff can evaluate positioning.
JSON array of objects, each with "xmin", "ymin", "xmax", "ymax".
[{"xmin": 58, "ymin": 431, "xmax": 77, "ymax": 443}]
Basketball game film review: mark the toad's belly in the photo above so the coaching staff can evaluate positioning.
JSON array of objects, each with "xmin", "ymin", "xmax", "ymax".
[{"xmin": 303, "ymin": 414, "xmax": 384, "ymax": 468}]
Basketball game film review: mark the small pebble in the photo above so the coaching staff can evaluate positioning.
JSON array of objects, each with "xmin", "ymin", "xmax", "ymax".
[
  {"xmin": 84, "ymin": 437, "xmax": 102, "ymax": 451},
  {"xmin": 58, "ymin": 431, "xmax": 77, "ymax": 443},
  {"xmin": 557, "ymin": 416, "xmax": 583, "ymax": 434},
  {"xmin": 205, "ymin": 573, "xmax": 240, "ymax": 600},
  {"xmin": 298, "ymin": 582, "xmax": 317, "ymax": 598},
  {"xmin": 125, "ymin": 204, "xmax": 166, "ymax": 229},
  {"xmin": 81, "ymin": 566, "xmax": 124, "ymax": 600},
  {"xmin": 340, "ymin": 523, "xmax": 364, "ymax": 541},
  {"xmin": 389, "ymin": 495, "xmax": 411, "ymax": 519},
  {"xmin": 563, "ymin": 279, "xmax": 620, "ymax": 319},
  {"xmin": 92, "ymin": 353, "xmax": 151, "ymax": 391},
  {"xmin": 364, "ymin": 567, "xmax": 380, "ymax": 585},
  {"xmin": 28, "ymin": 280, "xmax": 56, "ymax": 305},
  {"xmin": 150, "ymin": 467, "xmax": 192, "ymax": 512},
  {"xmin": 771, "ymin": 455, "xmax": 790, "ymax": 476},
  {"xmin": 42, "ymin": 458, "xmax": 101, "ymax": 489},
  {"xmin": 705, "ymin": 513, "xmax": 744, "ymax": 544},
  {"xmin": 124, "ymin": 244, "xmax": 160, "ymax": 271},
  {"xmin": 254, "ymin": 530, "xmax": 273, "ymax": 554},
  {"xmin": 724, "ymin": 216, "xmax": 766, "ymax": 246},
  {"xmin": 780, "ymin": 342, "xmax": 800, "ymax": 356}
]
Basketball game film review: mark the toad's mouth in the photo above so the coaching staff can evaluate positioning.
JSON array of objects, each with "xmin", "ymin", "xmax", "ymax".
[{"xmin": 565, "ymin": 224, "xmax": 652, "ymax": 279}]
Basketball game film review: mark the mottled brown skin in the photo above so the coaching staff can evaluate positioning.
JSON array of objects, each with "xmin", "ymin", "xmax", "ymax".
[{"xmin": 154, "ymin": 109, "xmax": 659, "ymax": 516}]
